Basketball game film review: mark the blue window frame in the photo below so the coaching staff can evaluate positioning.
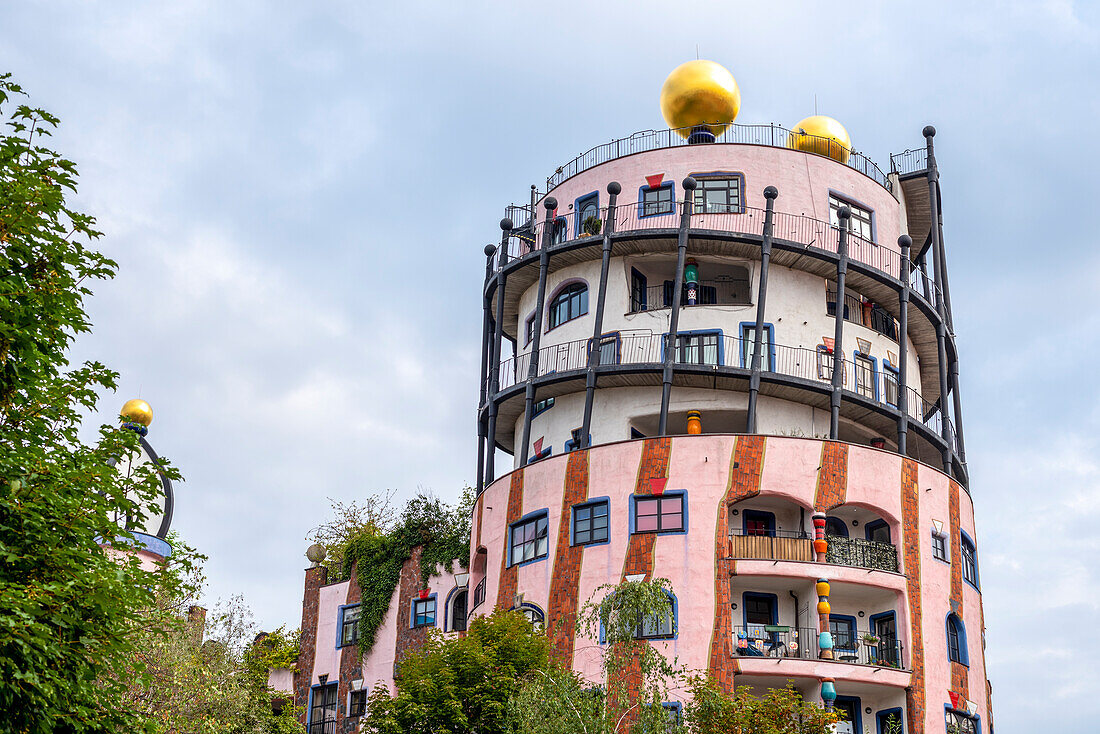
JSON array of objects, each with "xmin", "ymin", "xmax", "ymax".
[
  {"xmin": 829, "ymin": 614, "xmax": 858, "ymax": 651},
  {"xmin": 514, "ymin": 602, "xmax": 546, "ymax": 630},
  {"xmin": 865, "ymin": 519, "xmax": 891, "ymax": 544},
  {"xmin": 834, "ymin": 696, "xmax": 862, "ymax": 734},
  {"xmin": 853, "ymin": 350, "xmax": 879, "ymax": 401},
  {"xmin": 944, "ymin": 706, "xmax": 979, "ymax": 734},
  {"xmin": 946, "ymin": 613, "xmax": 969, "ymax": 666},
  {"xmin": 589, "ymin": 331, "xmax": 621, "ymax": 366},
  {"xmin": 639, "ymin": 182, "xmax": 675, "ymax": 217},
  {"xmin": 742, "ymin": 509, "xmax": 776, "ymax": 537},
  {"xmin": 876, "ymin": 707, "xmax": 904, "ymax": 734},
  {"xmin": 547, "ymin": 282, "xmax": 588, "ymax": 330},
  {"xmin": 667, "ymin": 329, "xmax": 722, "ymax": 366},
  {"xmin": 661, "ymin": 701, "xmax": 684, "ymax": 727},
  {"xmin": 825, "ymin": 516, "xmax": 848, "ymax": 537},
  {"xmin": 575, "ymin": 192, "xmax": 599, "ymax": 237},
  {"xmin": 742, "ymin": 591, "xmax": 778, "ymax": 631},
  {"xmin": 883, "ymin": 360, "xmax": 900, "ymax": 407},
  {"xmin": 636, "ymin": 591, "xmax": 677, "ymax": 640},
  {"xmin": 336, "ymin": 603, "xmax": 360, "ymax": 648},
  {"xmin": 961, "ymin": 531, "xmax": 979, "ymax": 589},
  {"xmin": 564, "ymin": 427, "xmax": 591, "ymax": 453},
  {"xmin": 508, "ymin": 510, "xmax": 549, "ymax": 566},
  {"xmin": 411, "ymin": 594, "xmax": 437, "ymax": 628},
  {"xmin": 739, "ymin": 322, "xmax": 774, "ymax": 370},
  {"xmin": 571, "ymin": 498, "xmax": 610, "ymax": 547},
  {"xmin": 630, "ymin": 268, "xmax": 648, "ymax": 312},
  {"xmin": 308, "ymin": 682, "xmax": 338, "ymax": 734},
  {"xmin": 532, "ymin": 397, "xmax": 555, "ymax": 417},
  {"xmin": 630, "ymin": 490, "xmax": 687, "ymax": 535}
]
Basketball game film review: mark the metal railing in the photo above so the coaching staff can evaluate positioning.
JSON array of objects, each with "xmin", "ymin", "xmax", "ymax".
[
  {"xmin": 890, "ymin": 147, "xmax": 928, "ymax": 176},
  {"xmin": 632, "ymin": 278, "xmax": 752, "ymax": 312},
  {"xmin": 825, "ymin": 535, "xmax": 900, "ymax": 573},
  {"xmin": 496, "ymin": 201, "xmax": 943, "ymax": 307},
  {"xmin": 546, "ymin": 123, "xmax": 891, "ymax": 191},
  {"xmin": 491, "ymin": 332, "xmax": 958, "ymax": 454},
  {"xmin": 827, "ymin": 290, "xmax": 899, "ymax": 340},
  {"xmin": 733, "ymin": 625, "xmax": 905, "ymax": 669}
]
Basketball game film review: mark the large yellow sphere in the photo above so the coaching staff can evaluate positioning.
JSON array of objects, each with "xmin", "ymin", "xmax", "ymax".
[
  {"xmin": 120, "ymin": 398, "xmax": 153, "ymax": 427},
  {"xmin": 660, "ymin": 60, "xmax": 741, "ymax": 139},
  {"xmin": 787, "ymin": 115, "xmax": 852, "ymax": 163}
]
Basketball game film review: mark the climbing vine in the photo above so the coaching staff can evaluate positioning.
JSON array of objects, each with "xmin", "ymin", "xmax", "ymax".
[{"xmin": 333, "ymin": 489, "xmax": 472, "ymax": 654}]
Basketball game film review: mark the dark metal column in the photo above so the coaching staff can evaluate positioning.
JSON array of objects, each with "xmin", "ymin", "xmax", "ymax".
[
  {"xmin": 746, "ymin": 186, "xmax": 778, "ymax": 434},
  {"xmin": 658, "ymin": 177, "xmax": 697, "ymax": 437},
  {"xmin": 476, "ymin": 243, "xmax": 496, "ymax": 494},
  {"xmin": 484, "ymin": 221, "xmax": 513, "ymax": 482},
  {"xmin": 829, "ymin": 208, "xmax": 851, "ymax": 440},
  {"xmin": 924, "ymin": 127, "xmax": 953, "ymax": 473},
  {"xmin": 580, "ymin": 182, "xmax": 621, "ymax": 448},
  {"xmin": 896, "ymin": 235, "xmax": 912, "ymax": 456},
  {"xmin": 519, "ymin": 198, "xmax": 557, "ymax": 465}
]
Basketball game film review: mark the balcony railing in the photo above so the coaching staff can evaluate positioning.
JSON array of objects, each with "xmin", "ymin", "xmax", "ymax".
[
  {"xmin": 890, "ymin": 147, "xmax": 928, "ymax": 176},
  {"xmin": 827, "ymin": 290, "xmax": 899, "ymax": 341},
  {"xmin": 631, "ymin": 278, "xmax": 752, "ymax": 312},
  {"xmin": 497, "ymin": 201, "xmax": 942, "ymax": 307},
  {"xmin": 728, "ymin": 529, "xmax": 812, "ymax": 562},
  {"xmin": 491, "ymin": 332, "xmax": 958, "ymax": 454},
  {"xmin": 733, "ymin": 625, "xmax": 905, "ymax": 669},
  {"xmin": 825, "ymin": 535, "xmax": 900, "ymax": 574},
  {"xmin": 545, "ymin": 123, "xmax": 891, "ymax": 191}
]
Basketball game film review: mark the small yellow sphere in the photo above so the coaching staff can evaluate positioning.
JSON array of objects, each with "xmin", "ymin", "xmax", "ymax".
[
  {"xmin": 787, "ymin": 115, "xmax": 852, "ymax": 163},
  {"xmin": 660, "ymin": 60, "xmax": 741, "ymax": 139},
  {"xmin": 120, "ymin": 398, "xmax": 153, "ymax": 427}
]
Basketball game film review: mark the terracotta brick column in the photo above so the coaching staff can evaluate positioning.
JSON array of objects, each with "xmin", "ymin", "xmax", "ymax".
[
  {"xmin": 548, "ymin": 450, "xmax": 590, "ymax": 665},
  {"xmin": 813, "ymin": 441, "xmax": 849, "ymax": 512},
  {"xmin": 496, "ymin": 469, "xmax": 526, "ymax": 610},
  {"xmin": 295, "ymin": 565, "xmax": 327, "ymax": 724},
  {"xmin": 901, "ymin": 460, "xmax": 926, "ymax": 734}
]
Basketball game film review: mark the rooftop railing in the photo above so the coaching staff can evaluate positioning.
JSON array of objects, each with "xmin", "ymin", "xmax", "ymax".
[
  {"xmin": 890, "ymin": 147, "xmax": 929, "ymax": 176},
  {"xmin": 490, "ymin": 332, "xmax": 958, "ymax": 454},
  {"xmin": 497, "ymin": 201, "xmax": 942, "ymax": 306},
  {"xmin": 545, "ymin": 123, "xmax": 892, "ymax": 191}
]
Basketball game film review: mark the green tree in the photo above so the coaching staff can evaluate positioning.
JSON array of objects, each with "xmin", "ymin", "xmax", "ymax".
[
  {"xmin": 362, "ymin": 610, "xmax": 548, "ymax": 734},
  {"xmin": 0, "ymin": 72, "xmax": 180, "ymax": 732},
  {"xmin": 682, "ymin": 677, "xmax": 840, "ymax": 734}
]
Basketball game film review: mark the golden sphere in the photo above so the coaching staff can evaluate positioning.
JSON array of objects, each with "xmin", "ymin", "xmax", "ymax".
[
  {"xmin": 120, "ymin": 398, "xmax": 153, "ymax": 427},
  {"xmin": 660, "ymin": 60, "xmax": 741, "ymax": 139},
  {"xmin": 787, "ymin": 115, "xmax": 852, "ymax": 163}
]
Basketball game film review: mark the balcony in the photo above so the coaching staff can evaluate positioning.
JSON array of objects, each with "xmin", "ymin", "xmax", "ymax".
[
  {"xmin": 728, "ymin": 529, "xmax": 813, "ymax": 562},
  {"xmin": 826, "ymin": 535, "xmax": 899, "ymax": 574},
  {"xmin": 733, "ymin": 625, "xmax": 905, "ymax": 670},
  {"xmin": 827, "ymin": 289, "xmax": 899, "ymax": 341}
]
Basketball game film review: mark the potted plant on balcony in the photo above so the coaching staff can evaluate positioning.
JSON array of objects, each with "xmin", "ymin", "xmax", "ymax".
[
  {"xmin": 582, "ymin": 215, "xmax": 602, "ymax": 237},
  {"xmin": 861, "ymin": 633, "xmax": 880, "ymax": 647}
]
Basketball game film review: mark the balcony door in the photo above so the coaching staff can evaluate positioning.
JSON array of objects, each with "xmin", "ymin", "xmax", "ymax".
[{"xmin": 873, "ymin": 612, "xmax": 899, "ymax": 667}]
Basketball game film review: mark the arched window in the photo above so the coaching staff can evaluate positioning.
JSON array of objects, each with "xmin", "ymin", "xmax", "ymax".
[
  {"xmin": 447, "ymin": 589, "xmax": 468, "ymax": 633},
  {"xmin": 825, "ymin": 517, "xmax": 848, "ymax": 538},
  {"xmin": 947, "ymin": 614, "xmax": 968, "ymax": 665},
  {"xmin": 514, "ymin": 603, "xmax": 545, "ymax": 632},
  {"xmin": 548, "ymin": 283, "xmax": 588, "ymax": 329}
]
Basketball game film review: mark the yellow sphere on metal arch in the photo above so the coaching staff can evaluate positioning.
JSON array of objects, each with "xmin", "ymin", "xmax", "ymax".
[
  {"xmin": 660, "ymin": 60, "xmax": 741, "ymax": 139},
  {"xmin": 120, "ymin": 398, "xmax": 153, "ymax": 427},
  {"xmin": 787, "ymin": 115, "xmax": 852, "ymax": 164}
]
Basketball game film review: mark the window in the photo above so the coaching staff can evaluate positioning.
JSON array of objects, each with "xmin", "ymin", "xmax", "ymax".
[
  {"xmin": 945, "ymin": 708, "xmax": 978, "ymax": 734},
  {"xmin": 830, "ymin": 616, "xmax": 856, "ymax": 650},
  {"xmin": 588, "ymin": 333, "xmax": 620, "ymax": 366},
  {"xmin": 576, "ymin": 193, "xmax": 599, "ymax": 237},
  {"xmin": 932, "ymin": 532, "xmax": 948, "ymax": 562},
  {"xmin": 870, "ymin": 304, "xmax": 897, "ymax": 340},
  {"xmin": 824, "ymin": 517, "xmax": 848, "ymax": 537},
  {"xmin": 565, "ymin": 428, "xmax": 590, "ymax": 452},
  {"xmin": 740, "ymin": 324, "xmax": 773, "ymax": 371},
  {"xmin": 472, "ymin": 577, "xmax": 486, "ymax": 610},
  {"xmin": 833, "ymin": 697, "xmax": 860, "ymax": 734},
  {"xmin": 572, "ymin": 500, "xmax": 609, "ymax": 546},
  {"xmin": 338, "ymin": 605, "xmax": 360, "ymax": 648},
  {"xmin": 854, "ymin": 353, "xmax": 876, "ymax": 399},
  {"xmin": 641, "ymin": 183, "xmax": 674, "ymax": 217},
  {"xmin": 308, "ymin": 683, "xmax": 338, "ymax": 734},
  {"xmin": 674, "ymin": 331, "xmax": 720, "ymax": 366},
  {"xmin": 532, "ymin": 397, "xmax": 555, "ymax": 417},
  {"xmin": 630, "ymin": 268, "xmax": 648, "ymax": 312},
  {"xmin": 516, "ymin": 603, "xmax": 545, "ymax": 631},
  {"xmin": 742, "ymin": 510, "xmax": 775, "ymax": 537},
  {"xmin": 548, "ymin": 283, "xmax": 588, "ymax": 329},
  {"xmin": 743, "ymin": 592, "xmax": 776, "ymax": 627},
  {"xmin": 876, "ymin": 709, "xmax": 903, "ymax": 734},
  {"xmin": 551, "ymin": 217, "xmax": 568, "ymax": 245},
  {"xmin": 633, "ymin": 493, "xmax": 684, "ymax": 534},
  {"xmin": 884, "ymin": 363, "xmax": 900, "ymax": 408},
  {"xmin": 525, "ymin": 314, "xmax": 536, "ymax": 345},
  {"xmin": 961, "ymin": 535, "xmax": 979, "ymax": 588},
  {"xmin": 509, "ymin": 512, "xmax": 549, "ymax": 565},
  {"xmin": 829, "ymin": 194, "xmax": 873, "ymax": 240},
  {"xmin": 348, "ymin": 690, "xmax": 368, "ymax": 718},
  {"xmin": 448, "ymin": 589, "xmax": 468, "ymax": 632},
  {"xmin": 661, "ymin": 702, "xmax": 684, "ymax": 729},
  {"xmin": 817, "ymin": 346, "xmax": 835, "ymax": 381},
  {"xmin": 947, "ymin": 614, "xmax": 967, "ymax": 664},
  {"xmin": 636, "ymin": 592, "xmax": 676, "ymax": 639},
  {"xmin": 865, "ymin": 520, "xmax": 891, "ymax": 545},
  {"xmin": 413, "ymin": 597, "xmax": 436, "ymax": 628},
  {"xmin": 693, "ymin": 176, "xmax": 742, "ymax": 214}
]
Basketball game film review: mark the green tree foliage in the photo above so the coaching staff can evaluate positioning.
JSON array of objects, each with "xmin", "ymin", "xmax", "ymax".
[
  {"xmin": 683, "ymin": 677, "xmax": 840, "ymax": 734},
  {"xmin": 362, "ymin": 610, "xmax": 548, "ymax": 734},
  {"xmin": 309, "ymin": 489, "xmax": 472, "ymax": 653},
  {"xmin": 0, "ymin": 72, "xmax": 180, "ymax": 733}
]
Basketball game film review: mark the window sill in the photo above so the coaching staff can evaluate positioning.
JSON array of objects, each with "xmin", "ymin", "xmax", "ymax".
[{"xmin": 509, "ymin": 554, "xmax": 549, "ymax": 569}]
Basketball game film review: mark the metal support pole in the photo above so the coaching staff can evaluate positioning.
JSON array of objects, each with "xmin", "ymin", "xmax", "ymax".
[
  {"xmin": 484, "ymin": 221, "xmax": 512, "ymax": 482},
  {"xmin": 896, "ymin": 235, "xmax": 912, "ymax": 456},
  {"xmin": 580, "ymin": 182, "xmax": 621, "ymax": 449},
  {"xmin": 924, "ymin": 127, "xmax": 953, "ymax": 473},
  {"xmin": 829, "ymin": 208, "xmax": 851, "ymax": 440},
  {"xmin": 519, "ymin": 198, "xmax": 557, "ymax": 465},
  {"xmin": 476, "ymin": 244, "xmax": 496, "ymax": 494},
  {"xmin": 658, "ymin": 177, "xmax": 697, "ymax": 437},
  {"xmin": 747, "ymin": 186, "xmax": 778, "ymax": 433}
]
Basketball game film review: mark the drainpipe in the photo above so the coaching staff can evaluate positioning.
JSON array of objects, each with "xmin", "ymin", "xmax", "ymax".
[
  {"xmin": 476, "ymin": 244, "xmax": 496, "ymax": 494},
  {"xmin": 747, "ymin": 186, "xmax": 778, "ymax": 433},
  {"xmin": 580, "ymin": 182, "xmax": 621, "ymax": 448},
  {"xmin": 519, "ymin": 198, "xmax": 557, "ymax": 466},
  {"xmin": 658, "ymin": 177, "xmax": 697, "ymax": 437},
  {"xmin": 829, "ymin": 208, "xmax": 851, "ymax": 440},
  {"xmin": 789, "ymin": 589, "xmax": 800, "ymax": 633},
  {"xmin": 484, "ymin": 221, "xmax": 512, "ymax": 482},
  {"xmin": 896, "ymin": 235, "xmax": 911, "ymax": 457},
  {"xmin": 924, "ymin": 127, "xmax": 953, "ymax": 474}
]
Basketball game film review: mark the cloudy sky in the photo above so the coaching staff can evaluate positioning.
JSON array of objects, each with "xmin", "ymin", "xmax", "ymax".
[{"xmin": 3, "ymin": 0, "xmax": 1098, "ymax": 729}]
